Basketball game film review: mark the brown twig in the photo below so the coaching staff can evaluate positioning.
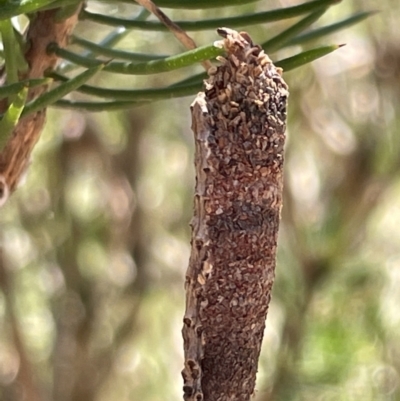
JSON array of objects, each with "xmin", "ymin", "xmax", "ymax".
[{"xmin": 134, "ymin": 0, "xmax": 213, "ymax": 71}]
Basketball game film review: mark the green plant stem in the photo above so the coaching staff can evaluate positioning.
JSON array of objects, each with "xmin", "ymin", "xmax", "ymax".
[
  {"xmin": 50, "ymin": 43, "xmax": 224, "ymax": 75},
  {"xmin": 81, "ymin": 0, "xmax": 341, "ymax": 31}
]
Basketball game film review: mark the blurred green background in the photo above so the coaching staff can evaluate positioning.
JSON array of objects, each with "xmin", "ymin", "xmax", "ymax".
[{"xmin": 1, "ymin": 0, "xmax": 400, "ymax": 400}]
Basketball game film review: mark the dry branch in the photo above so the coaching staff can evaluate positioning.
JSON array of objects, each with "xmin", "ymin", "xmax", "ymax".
[
  {"xmin": 182, "ymin": 28, "xmax": 289, "ymax": 401},
  {"xmin": 134, "ymin": 0, "xmax": 212, "ymax": 71},
  {"xmin": 0, "ymin": 6, "xmax": 81, "ymax": 204}
]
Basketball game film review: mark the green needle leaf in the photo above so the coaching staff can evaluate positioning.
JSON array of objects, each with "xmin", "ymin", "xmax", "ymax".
[
  {"xmin": 50, "ymin": 43, "xmax": 224, "ymax": 75},
  {"xmin": 0, "ymin": 0, "xmax": 61, "ymax": 20},
  {"xmin": 0, "ymin": 86, "xmax": 28, "ymax": 151},
  {"xmin": 49, "ymin": 71, "xmax": 202, "ymax": 101},
  {"xmin": 51, "ymin": 46, "xmax": 345, "ymax": 112},
  {"xmin": 170, "ymin": 72, "xmax": 207, "ymax": 87},
  {"xmin": 54, "ymin": 99, "xmax": 143, "ymax": 112},
  {"xmin": 0, "ymin": 78, "xmax": 52, "ymax": 100},
  {"xmin": 262, "ymin": 8, "xmax": 327, "ymax": 53},
  {"xmin": 0, "ymin": 19, "xmax": 19, "ymax": 84},
  {"xmin": 82, "ymin": 0, "xmax": 341, "ymax": 31},
  {"xmin": 12, "ymin": 27, "xmax": 29, "ymax": 74},
  {"xmin": 286, "ymin": 11, "xmax": 376, "ymax": 46},
  {"xmin": 275, "ymin": 44, "xmax": 344, "ymax": 71},
  {"xmin": 71, "ymin": 36, "xmax": 168, "ymax": 62},
  {"xmin": 59, "ymin": 8, "xmax": 151, "ymax": 74},
  {"xmin": 55, "ymin": 1, "xmax": 82, "ymax": 22},
  {"xmin": 21, "ymin": 64, "xmax": 104, "ymax": 117},
  {"xmin": 4, "ymin": 48, "xmax": 346, "ymax": 111},
  {"xmin": 100, "ymin": 0, "xmax": 262, "ymax": 8},
  {"xmin": 38, "ymin": 0, "xmax": 85, "ymax": 10},
  {"xmin": 152, "ymin": 0, "xmax": 262, "ymax": 9}
]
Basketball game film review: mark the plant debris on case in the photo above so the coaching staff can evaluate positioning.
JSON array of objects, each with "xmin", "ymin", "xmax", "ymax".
[{"xmin": 182, "ymin": 28, "xmax": 289, "ymax": 401}]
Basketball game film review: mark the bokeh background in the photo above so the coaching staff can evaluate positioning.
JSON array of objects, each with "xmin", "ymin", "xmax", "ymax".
[{"xmin": 1, "ymin": 0, "xmax": 400, "ymax": 400}]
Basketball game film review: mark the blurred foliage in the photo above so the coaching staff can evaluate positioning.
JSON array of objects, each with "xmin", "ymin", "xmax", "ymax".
[{"xmin": 1, "ymin": 1, "xmax": 400, "ymax": 401}]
